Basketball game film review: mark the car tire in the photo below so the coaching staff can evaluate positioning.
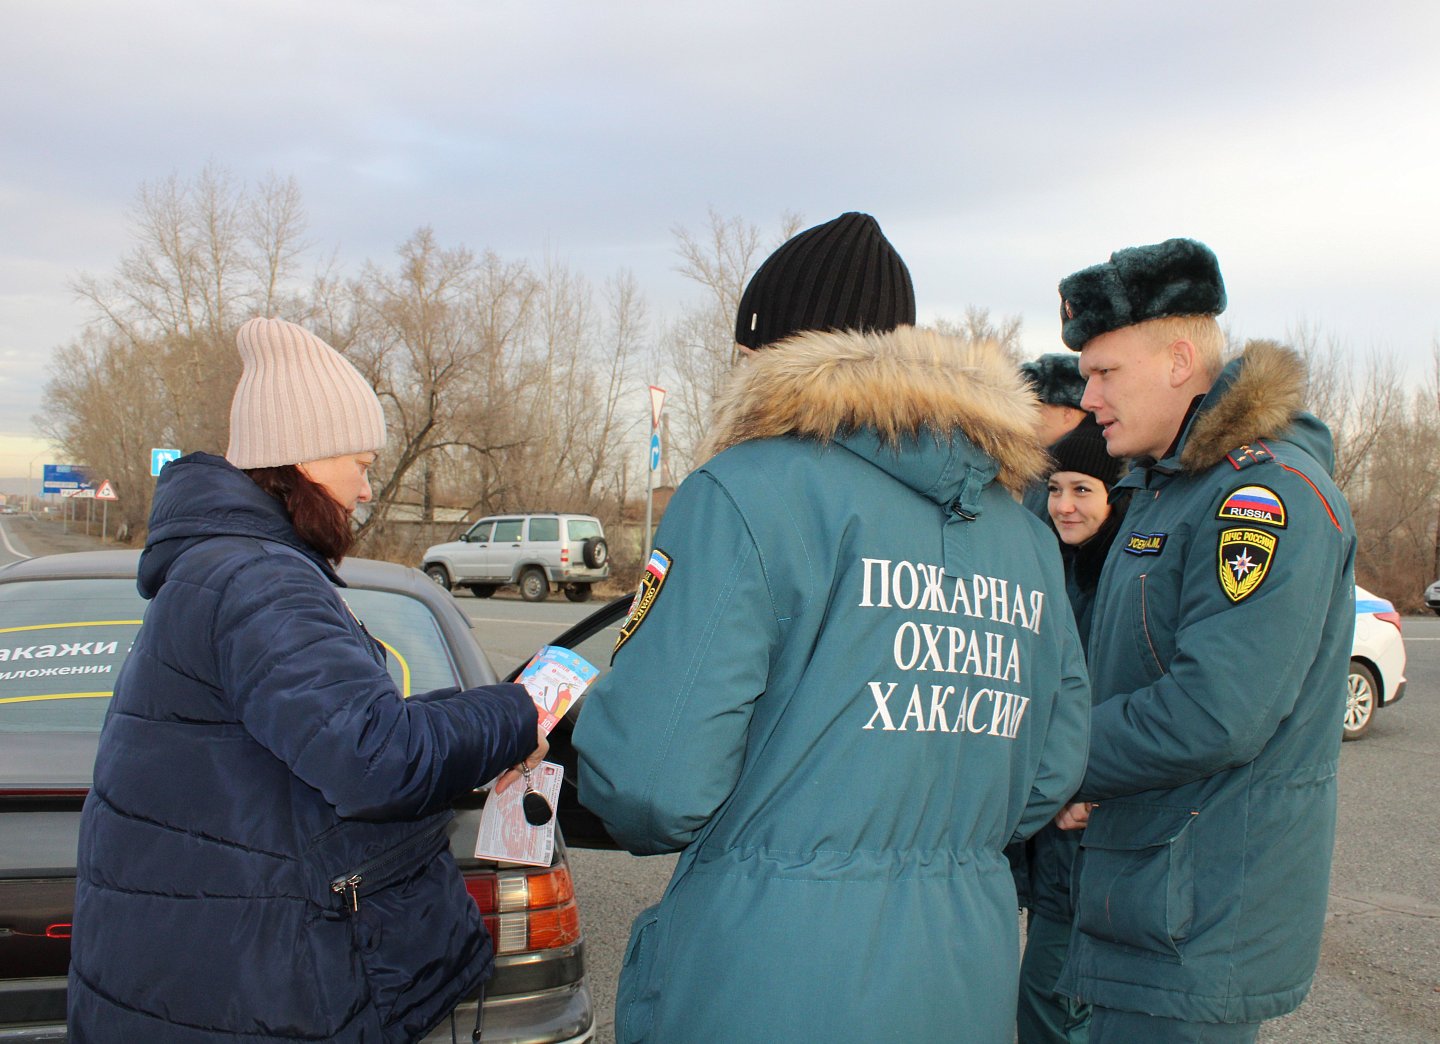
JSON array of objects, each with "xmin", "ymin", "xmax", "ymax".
[
  {"xmin": 468, "ymin": 584, "xmax": 498, "ymax": 598},
  {"xmin": 519, "ymin": 568, "xmax": 549, "ymax": 602},
  {"xmin": 1344, "ymin": 660, "xmax": 1378, "ymax": 741},
  {"xmin": 582, "ymin": 537, "xmax": 608, "ymax": 569},
  {"xmin": 1432, "ymin": 607, "xmax": 1440, "ymax": 617},
  {"xmin": 564, "ymin": 583, "xmax": 593, "ymax": 603},
  {"xmin": 424, "ymin": 564, "xmax": 451, "ymax": 591}
]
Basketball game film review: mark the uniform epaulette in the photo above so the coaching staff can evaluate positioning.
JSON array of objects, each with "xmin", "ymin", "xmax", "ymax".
[{"xmin": 1225, "ymin": 441, "xmax": 1275, "ymax": 470}]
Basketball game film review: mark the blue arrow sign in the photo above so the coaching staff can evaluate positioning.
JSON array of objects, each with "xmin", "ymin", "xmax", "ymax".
[
  {"xmin": 151, "ymin": 448, "xmax": 182, "ymax": 477},
  {"xmin": 649, "ymin": 432, "xmax": 661, "ymax": 472}
]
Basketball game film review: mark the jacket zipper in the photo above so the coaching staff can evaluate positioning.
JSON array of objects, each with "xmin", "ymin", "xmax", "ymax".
[
  {"xmin": 1138, "ymin": 574, "xmax": 1163, "ymax": 673},
  {"xmin": 329, "ymin": 818, "xmax": 450, "ymax": 915}
]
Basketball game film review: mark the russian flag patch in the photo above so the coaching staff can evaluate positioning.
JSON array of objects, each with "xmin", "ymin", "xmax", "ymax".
[{"xmin": 1216, "ymin": 485, "xmax": 1286, "ymax": 528}]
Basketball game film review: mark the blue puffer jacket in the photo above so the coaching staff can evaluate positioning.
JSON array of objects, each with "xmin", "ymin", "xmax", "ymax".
[
  {"xmin": 69, "ymin": 454, "xmax": 537, "ymax": 1043},
  {"xmin": 575, "ymin": 329, "xmax": 1091, "ymax": 1043}
]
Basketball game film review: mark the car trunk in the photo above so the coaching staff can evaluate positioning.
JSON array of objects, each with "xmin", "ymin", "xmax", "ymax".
[{"xmin": 0, "ymin": 734, "xmax": 94, "ymax": 1029}]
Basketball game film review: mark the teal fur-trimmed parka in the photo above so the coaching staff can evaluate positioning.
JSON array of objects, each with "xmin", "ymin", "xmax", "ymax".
[
  {"xmin": 1056, "ymin": 341, "xmax": 1356, "ymax": 1023},
  {"xmin": 574, "ymin": 327, "xmax": 1092, "ymax": 1043}
]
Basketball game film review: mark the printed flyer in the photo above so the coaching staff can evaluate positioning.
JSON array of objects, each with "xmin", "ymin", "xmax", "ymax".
[
  {"xmin": 473, "ymin": 761, "xmax": 564, "ymax": 867},
  {"xmin": 517, "ymin": 645, "xmax": 598, "ymax": 734}
]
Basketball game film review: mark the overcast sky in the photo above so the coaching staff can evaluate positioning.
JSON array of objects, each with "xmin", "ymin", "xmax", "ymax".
[{"xmin": 3, "ymin": 0, "xmax": 1437, "ymax": 475}]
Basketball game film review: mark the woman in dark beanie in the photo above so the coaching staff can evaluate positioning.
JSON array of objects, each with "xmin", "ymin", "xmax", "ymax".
[
  {"xmin": 69, "ymin": 317, "xmax": 545, "ymax": 1043},
  {"xmin": 1017, "ymin": 413, "xmax": 1129, "ymax": 1044},
  {"xmin": 1044, "ymin": 414, "xmax": 1129, "ymax": 647}
]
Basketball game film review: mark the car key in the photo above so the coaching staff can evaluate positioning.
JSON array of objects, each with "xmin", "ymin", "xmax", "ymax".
[{"xmin": 520, "ymin": 765, "xmax": 553, "ymax": 826}]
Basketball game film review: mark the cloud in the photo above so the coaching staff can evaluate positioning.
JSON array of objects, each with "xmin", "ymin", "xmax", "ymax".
[{"xmin": 2, "ymin": 0, "xmax": 1438, "ymax": 437}]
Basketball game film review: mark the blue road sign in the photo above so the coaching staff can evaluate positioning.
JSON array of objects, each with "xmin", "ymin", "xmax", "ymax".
[
  {"xmin": 42, "ymin": 464, "xmax": 91, "ymax": 495},
  {"xmin": 649, "ymin": 432, "xmax": 661, "ymax": 472},
  {"xmin": 151, "ymin": 448, "xmax": 183, "ymax": 477}
]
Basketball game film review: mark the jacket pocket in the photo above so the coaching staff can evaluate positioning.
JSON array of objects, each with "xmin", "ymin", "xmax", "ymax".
[
  {"xmin": 615, "ymin": 904, "xmax": 662, "ymax": 1043},
  {"xmin": 301, "ymin": 813, "xmax": 454, "ymax": 912},
  {"xmin": 1074, "ymin": 802, "xmax": 1197, "ymax": 961}
]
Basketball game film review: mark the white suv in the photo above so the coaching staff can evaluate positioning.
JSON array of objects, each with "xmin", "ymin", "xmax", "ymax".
[{"xmin": 422, "ymin": 513, "xmax": 609, "ymax": 602}]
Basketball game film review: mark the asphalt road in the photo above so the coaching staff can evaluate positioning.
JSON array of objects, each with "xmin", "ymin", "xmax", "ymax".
[{"xmin": 451, "ymin": 587, "xmax": 1440, "ymax": 1044}]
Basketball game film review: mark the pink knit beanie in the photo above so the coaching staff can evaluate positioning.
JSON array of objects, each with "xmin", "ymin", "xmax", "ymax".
[{"xmin": 225, "ymin": 317, "xmax": 387, "ymax": 469}]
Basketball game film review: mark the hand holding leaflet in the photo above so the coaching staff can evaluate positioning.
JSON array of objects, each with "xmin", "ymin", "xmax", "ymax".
[{"xmin": 517, "ymin": 646, "xmax": 599, "ymax": 734}]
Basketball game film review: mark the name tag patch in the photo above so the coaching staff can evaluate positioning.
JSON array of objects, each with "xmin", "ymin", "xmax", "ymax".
[
  {"xmin": 614, "ymin": 550, "xmax": 671, "ymax": 658},
  {"xmin": 1217, "ymin": 484, "xmax": 1287, "ymax": 528},
  {"xmin": 1218, "ymin": 527, "xmax": 1276, "ymax": 603},
  {"xmin": 1124, "ymin": 532, "xmax": 1167, "ymax": 555}
]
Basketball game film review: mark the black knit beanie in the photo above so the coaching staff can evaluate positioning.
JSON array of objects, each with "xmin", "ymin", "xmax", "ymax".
[
  {"xmin": 1049, "ymin": 414, "xmax": 1123, "ymax": 487},
  {"xmin": 735, "ymin": 212, "xmax": 916, "ymax": 349}
]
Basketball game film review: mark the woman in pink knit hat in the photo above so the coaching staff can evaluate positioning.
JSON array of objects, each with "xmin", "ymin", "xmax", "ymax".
[{"xmin": 69, "ymin": 317, "xmax": 545, "ymax": 1043}]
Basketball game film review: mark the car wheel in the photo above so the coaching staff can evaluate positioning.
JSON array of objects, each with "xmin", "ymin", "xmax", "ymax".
[
  {"xmin": 583, "ymin": 537, "xmax": 608, "ymax": 569},
  {"xmin": 564, "ymin": 583, "xmax": 593, "ymax": 603},
  {"xmin": 468, "ymin": 584, "xmax": 497, "ymax": 598},
  {"xmin": 1432, "ymin": 607, "xmax": 1440, "ymax": 617},
  {"xmin": 519, "ymin": 568, "xmax": 549, "ymax": 602},
  {"xmin": 424, "ymin": 564, "xmax": 451, "ymax": 590},
  {"xmin": 1344, "ymin": 660, "xmax": 1378, "ymax": 741}
]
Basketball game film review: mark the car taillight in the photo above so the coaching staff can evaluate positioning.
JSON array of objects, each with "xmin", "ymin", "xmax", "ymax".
[
  {"xmin": 561, "ymin": 547, "xmax": 570, "ymax": 565},
  {"xmin": 463, "ymin": 864, "xmax": 580, "ymax": 954},
  {"xmin": 1376, "ymin": 610, "xmax": 1402, "ymax": 632}
]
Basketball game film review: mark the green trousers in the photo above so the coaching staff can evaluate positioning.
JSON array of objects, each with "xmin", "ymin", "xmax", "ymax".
[{"xmin": 1018, "ymin": 911, "xmax": 1090, "ymax": 1044}]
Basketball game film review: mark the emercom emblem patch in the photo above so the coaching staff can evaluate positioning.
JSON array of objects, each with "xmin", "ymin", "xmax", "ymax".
[
  {"xmin": 1218, "ymin": 527, "xmax": 1277, "ymax": 603},
  {"xmin": 613, "ymin": 549, "xmax": 672, "ymax": 658},
  {"xmin": 1217, "ymin": 484, "xmax": 1287, "ymax": 528}
]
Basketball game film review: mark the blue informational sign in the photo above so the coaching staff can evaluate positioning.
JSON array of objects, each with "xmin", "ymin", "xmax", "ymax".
[
  {"xmin": 151, "ymin": 448, "xmax": 182, "ymax": 477},
  {"xmin": 649, "ymin": 432, "xmax": 661, "ymax": 472},
  {"xmin": 41, "ymin": 464, "xmax": 91, "ymax": 495}
]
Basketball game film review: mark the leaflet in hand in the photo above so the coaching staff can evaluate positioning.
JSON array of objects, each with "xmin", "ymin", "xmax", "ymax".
[
  {"xmin": 473, "ymin": 761, "xmax": 563, "ymax": 867},
  {"xmin": 518, "ymin": 645, "xmax": 598, "ymax": 734}
]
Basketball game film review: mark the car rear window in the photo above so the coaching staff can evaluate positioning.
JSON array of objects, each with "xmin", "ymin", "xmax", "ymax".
[
  {"xmin": 566, "ymin": 519, "xmax": 601, "ymax": 540},
  {"xmin": 0, "ymin": 578, "xmax": 462, "ymax": 733},
  {"xmin": 528, "ymin": 517, "xmax": 560, "ymax": 542},
  {"xmin": 492, "ymin": 520, "xmax": 523, "ymax": 542},
  {"xmin": 0, "ymin": 579, "xmax": 142, "ymax": 732}
]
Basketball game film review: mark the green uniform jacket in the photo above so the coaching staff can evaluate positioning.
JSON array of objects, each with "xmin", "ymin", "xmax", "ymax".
[
  {"xmin": 574, "ymin": 328, "xmax": 1091, "ymax": 1043},
  {"xmin": 1057, "ymin": 342, "xmax": 1357, "ymax": 1023}
]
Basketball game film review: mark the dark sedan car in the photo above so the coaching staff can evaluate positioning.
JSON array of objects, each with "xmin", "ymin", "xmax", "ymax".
[{"xmin": 0, "ymin": 550, "xmax": 619, "ymax": 1043}]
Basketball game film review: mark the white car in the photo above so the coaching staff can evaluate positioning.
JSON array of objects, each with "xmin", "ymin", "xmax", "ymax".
[
  {"xmin": 1348, "ymin": 585, "xmax": 1407, "ymax": 740},
  {"xmin": 1424, "ymin": 579, "xmax": 1440, "ymax": 615}
]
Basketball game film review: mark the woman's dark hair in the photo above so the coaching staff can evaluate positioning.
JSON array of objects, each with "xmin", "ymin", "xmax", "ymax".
[{"xmin": 244, "ymin": 465, "xmax": 356, "ymax": 563}]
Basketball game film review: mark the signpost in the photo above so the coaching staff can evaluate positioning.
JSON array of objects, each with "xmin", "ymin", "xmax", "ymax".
[
  {"xmin": 95, "ymin": 480, "xmax": 118, "ymax": 541},
  {"xmin": 151, "ymin": 448, "xmax": 182, "ymax": 476},
  {"xmin": 645, "ymin": 386, "xmax": 666, "ymax": 560},
  {"xmin": 42, "ymin": 464, "xmax": 91, "ymax": 496}
]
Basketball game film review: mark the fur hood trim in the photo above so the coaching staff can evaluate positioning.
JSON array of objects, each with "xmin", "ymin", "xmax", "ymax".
[
  {"xmin": 1180, "ymin": 340, "xmax": 1307, "ymax": 471},
  {"xmin": 701, "ymin": 326, "xmax": 1050, "ymax": 493}
]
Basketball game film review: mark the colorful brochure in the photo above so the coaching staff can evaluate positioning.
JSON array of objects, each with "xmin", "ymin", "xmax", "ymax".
[
  {"xmin": 517, "ymin": 645, "xmax": 598, "ymax": 734},
  {"xmin": 473, "ymin": 761, "xmax": 564, "ymax": 867}
]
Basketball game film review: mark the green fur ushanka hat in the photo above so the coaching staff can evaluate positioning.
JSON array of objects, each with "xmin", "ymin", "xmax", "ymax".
[
  {"xmin": 1019, "ymin": 352, "xmax": 1085, "ymax": 410},
  {"xmin": 1058, "ymin": 237, "xmax": 1226, "ymax": 350}
]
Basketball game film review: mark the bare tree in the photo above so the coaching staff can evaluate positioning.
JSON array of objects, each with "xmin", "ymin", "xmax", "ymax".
[
  {"xmin": 662, "ymin": 209, "xmax": 803, "ymax": 473},
  {"xmin": 930, "ymin": 307, "xmax": 1025, "ymax": 361},
  {"xmin": 45, "ymin": 166, "xmax": 310, "ymax": 534}
]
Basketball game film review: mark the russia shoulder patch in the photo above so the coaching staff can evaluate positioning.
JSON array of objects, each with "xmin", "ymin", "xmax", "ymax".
[
  {"xmin": 613, "ymin": 549, "xmax": 672, "ymax": 659},
  {"xmin": 1218, "ymin": 527, "xmax": 1277, "ymax": 603},
  {"xmin": 1217, "ymin": 484, "xmax": 1287, "ymax": 528}
]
